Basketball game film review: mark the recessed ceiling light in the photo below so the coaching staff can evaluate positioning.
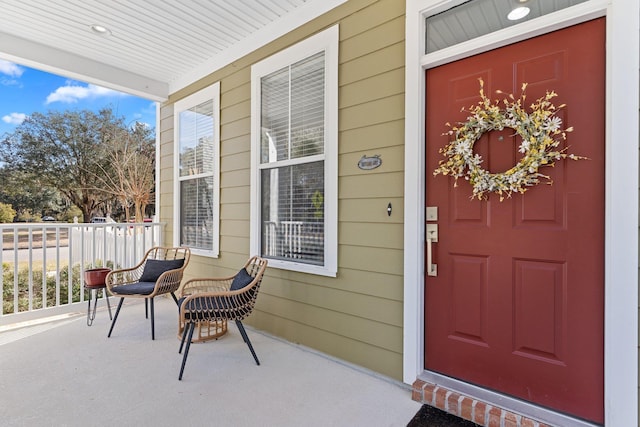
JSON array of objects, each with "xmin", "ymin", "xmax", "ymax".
[
  {"xmin": 90, "ymin": 24, "xmax": 112, "ymax": 36},
  {"xmin": 507, "ymin": 6, "xmax": 530, "ymax": 21}
]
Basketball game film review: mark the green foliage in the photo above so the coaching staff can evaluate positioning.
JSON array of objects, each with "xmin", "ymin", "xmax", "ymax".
[
  {"xmin": 0, "ymin": 168, "xmax": 64, "ymax": 219},
  {"xmin": 60, "ymin": 205, "xmax": 83, "ymax": 223},
  {"xmin": 14, "ymin": 209, "xmax": 38, "ymax": 223},
  {"xmin": 1, "ymin": 262, "xmax": 113, "ymax": 315},
  {"xmin": 0, "ymin": 202, "xmax": 16, "ymax": 223}
]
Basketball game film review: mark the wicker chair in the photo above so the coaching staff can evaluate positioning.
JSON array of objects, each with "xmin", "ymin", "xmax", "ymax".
[
  {"xmin": 106, "ymin": 246, "xmax": 190, "ymax": 340},
  {"xmin": 177, "ymin": 256, "xmax": 268, "ymax": 380}
]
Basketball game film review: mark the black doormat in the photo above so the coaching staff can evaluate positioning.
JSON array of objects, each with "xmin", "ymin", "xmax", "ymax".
[{"xmin": 407, "ymin": 405, "xmax": 481, "ymax": 427}]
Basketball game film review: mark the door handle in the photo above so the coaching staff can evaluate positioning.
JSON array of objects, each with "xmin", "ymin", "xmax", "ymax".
[{"xmin": 426, "ymin": 223, "xmax": 438, "ymax": 277}]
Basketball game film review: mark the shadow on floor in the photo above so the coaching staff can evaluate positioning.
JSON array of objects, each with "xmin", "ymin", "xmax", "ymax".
[{"xmin": 407, "ymin": 405, "xmax": 481, "ymax": 427}]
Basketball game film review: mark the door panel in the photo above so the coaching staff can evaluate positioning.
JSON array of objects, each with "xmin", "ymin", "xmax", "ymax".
[{"xmin": 425, "ymin": 19, "xmax": 605, "ymax": 423}]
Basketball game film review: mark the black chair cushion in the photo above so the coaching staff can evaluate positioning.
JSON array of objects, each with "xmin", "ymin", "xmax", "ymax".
[
  {"xmin": 112, "ymin": 281, "xmax": 156, "ymax": 295},
  {"xmin": 230, "ymin": 268, "xmax": 254, "ymax": 291},
  {"xmin": 139, "ymin": 258, "xmax": 185, "ymax": 282}
]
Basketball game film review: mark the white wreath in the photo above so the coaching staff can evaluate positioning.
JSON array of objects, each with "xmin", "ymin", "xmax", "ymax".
[{"xmin": 433, "ymin": 79, "xmax": 585, "ymax": 201}]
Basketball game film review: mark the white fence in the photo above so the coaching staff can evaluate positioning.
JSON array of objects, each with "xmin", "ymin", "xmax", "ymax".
[{"xmin": 0, "ymin": 222, "xmax": 163, "ymax": 321}]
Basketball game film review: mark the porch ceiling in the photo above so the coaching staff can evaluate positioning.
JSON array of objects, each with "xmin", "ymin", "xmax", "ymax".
[{"xmin": 0, "ymin": 0, "xmax": 344, "ymax": 101}]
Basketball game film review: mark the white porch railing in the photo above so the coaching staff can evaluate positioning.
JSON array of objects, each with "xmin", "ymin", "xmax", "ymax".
[
  {"xmin": 263, "ymin": 220, "xmax": 323, "ymax": 263},
  {"xmin": 0, "ymin": 222, "xmax": 164, "ymax": 323}
]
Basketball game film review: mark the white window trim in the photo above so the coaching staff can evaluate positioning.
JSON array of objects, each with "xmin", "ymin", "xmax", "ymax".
[
  {"xmin": 173, "ymin": 82, "xmax": 221, "ymax": 258},
  {"xmin": 250, "ymin": 25, "xmax": 339, "ymax": 277}
]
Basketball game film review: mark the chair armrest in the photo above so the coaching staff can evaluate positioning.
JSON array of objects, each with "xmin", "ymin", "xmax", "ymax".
[
  {"xmin": 180, "ymin": 278, "xmax": 232, "ymax": 297},
  {"xmin": 148, "ymin": 267, "xmax": 187, "ymax": 297},
  {"xmin": 105, "ymin": 265, "xmax": 144, "ymax": 291}
]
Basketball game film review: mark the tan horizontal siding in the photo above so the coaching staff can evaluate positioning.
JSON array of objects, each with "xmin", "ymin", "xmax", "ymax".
[
  {"xmin": 339, "ymin": 198, "xmax": 404, "ymax": 223},
  {"xmin": 220, "ymin": 168, "xmax": 249, "ymax": 188},
  {"xmin": 339, "ymin": 0, "xmax": 405, "ymax": 40},
  {"xmin": 220, "ymin": 202, "xmax": 249, "ymax": 221},
  {"xmin": 340, "ymin": 172, "xmax": 404, "ymax": 199},
  {"xmin": 160, "ymin": 0, "xmax": 408, "ymax": 381},
  {"xmin": 340, "ymin": 16, "xmax": 405, "ymax": 63},
  {"xmin": 340, "ymin": 120, "xmax": 405, "ymax": 154},
  {"xmin": 220, "ymin": 134, "xmax": 250, "ymax": 157},
  {"xmin": 340, "ymin": 67, "xmax": 405, "ymax": 109},
  {"xmin": 263, "ymin": 266, "xmax": 404, "ymax": 301},
  {"xmin": 339, "ymin": 222, "xmax": 404, "ymax": 249},
  {"xmin": 252, "ymin": 294, "xmax": 402, "ymax": 356},
  {"xmin": 259, "ymin": 280, "xmax": 402, "ymax": 329},
  {"xmin": 340, "ymin": 93, "xmax": 405, "ymax": 131},
  {"xmin": 341, "ymin": 42, "xmax": 405, "ymax": 86},
  {"xmin": 220, "ymin": 186, "xmax": 250, "ymax": 204},
  {"xmin": 248, "ymin": 309, "xmax": 403, "ymax": 380},
  {"xmin": 339, "ymin": 245, "xmax": 404, "ymax": 276},
  {"xmin": 219, "ymin": 219, "xmax": 250, "ymax": 239}
]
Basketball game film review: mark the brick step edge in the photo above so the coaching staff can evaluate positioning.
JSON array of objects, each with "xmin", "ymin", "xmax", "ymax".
[{"xmin": 412, "ymin": 379, "xmax": 553, "ymax": 427}]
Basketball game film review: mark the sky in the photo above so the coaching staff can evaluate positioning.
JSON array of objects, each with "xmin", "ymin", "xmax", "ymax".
[{"xmin": 0, "ymin": 58, "xmax": 157, "ymax": 138}]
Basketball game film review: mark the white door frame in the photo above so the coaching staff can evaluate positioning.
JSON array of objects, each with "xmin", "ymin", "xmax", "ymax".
[{"xmin": 403, "ymin": 0, "xmax": 639, "ymax": 425}]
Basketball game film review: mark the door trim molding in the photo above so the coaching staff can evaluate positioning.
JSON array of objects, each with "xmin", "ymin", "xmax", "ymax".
[{"xmin": 403, "ymin": 1, "xmax": 639, "ymax": 426}]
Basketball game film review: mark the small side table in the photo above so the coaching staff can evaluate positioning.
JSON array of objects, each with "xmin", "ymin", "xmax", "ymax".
[{"xmin": 84, "ymin": 268, "xmax": 113, "ymax": 327}]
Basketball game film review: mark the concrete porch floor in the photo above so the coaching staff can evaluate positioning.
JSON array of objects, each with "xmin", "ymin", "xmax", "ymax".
[{"xmin": 0, "ymin": 296, "xmax": 420, "ymax": 427}]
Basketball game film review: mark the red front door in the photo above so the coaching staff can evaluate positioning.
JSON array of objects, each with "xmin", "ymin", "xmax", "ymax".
[{"xmin": 424, "ymin": 19, "xmax": 605, "ymax": 423}]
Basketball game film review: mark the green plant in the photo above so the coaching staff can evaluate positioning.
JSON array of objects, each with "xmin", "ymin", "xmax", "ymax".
[
  {"xmin": 0, "ymin": 202, "xmax": 16, "ymax": 223},
  {"xmin": 1, "ymin": 262, "xmax": 107, "ymax": 314}
]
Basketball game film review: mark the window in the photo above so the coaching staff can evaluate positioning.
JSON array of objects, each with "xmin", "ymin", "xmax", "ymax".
[
  {"xmin": 425, "ymin": 0, "xmax": 589, "ymax": 54},
  {"xmin": 174, "ymin": 83, "xmax": 220, "ymax": 257},
  {"xmin": 251, "ymin": 26, "xmax": 338, "ymax": 276}
]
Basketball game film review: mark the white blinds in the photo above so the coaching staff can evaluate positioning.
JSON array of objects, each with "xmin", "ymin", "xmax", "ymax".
[
  {"xmin": 260, "ymin": 51, "xmax": 325, "ymax": 163},
  {"xmin": 179, "ymin": 100, "xmax": 215, "ymax": 177},
  {"xmin": 178, "ymin": 99, "xmax": 215, "ymax": 251},
  {"xmin": 259, "ymin": 51, "xmax": 325, "ymax": 265},
  {"xmin": 180, "ymin": 177, "xmax": 214, "ymax": 250}
]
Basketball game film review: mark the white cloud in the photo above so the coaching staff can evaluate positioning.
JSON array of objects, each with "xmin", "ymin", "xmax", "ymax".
[
  {"xmin": 0, "ymin": 59, "xmax": 24, "ymax": 77},
  {"xmin": 45, "ymin": 83, "xmax": 121, "ymax": 104},
  {"xmin": 2, "ymin": 112, "xmax": 27, "ymax": 125}
]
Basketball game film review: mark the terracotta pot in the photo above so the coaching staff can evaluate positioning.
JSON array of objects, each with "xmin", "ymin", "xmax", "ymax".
[{"xmin": 84, "ymin": 268, "xmax": 111, "ymax": 287}]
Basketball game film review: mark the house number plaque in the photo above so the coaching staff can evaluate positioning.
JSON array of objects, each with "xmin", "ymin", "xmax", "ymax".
[{"xmin": 358, "ymin": 154, "xmax": 382, "ymax": 170}]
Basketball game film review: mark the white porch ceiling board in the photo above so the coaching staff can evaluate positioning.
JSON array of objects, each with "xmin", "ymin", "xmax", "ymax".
[{"xmin": 0, "ymin": 0, "xmax": 346, "ymax": 101}]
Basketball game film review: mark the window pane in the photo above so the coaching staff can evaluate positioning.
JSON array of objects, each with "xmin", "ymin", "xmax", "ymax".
[
  {"xmin": 179, "ymin": 100, "xmax": 215, "ymax": 177},
  {"xmin": 180, "ymin": 176, "xmax": 214, "ymax": 250},
  {"xmin": 261, "ymin": 161, "xmax": 324, "ymax": 265},
  {"xmin": 260, "ymin": 52, "xmax": 325, "ymax": 164},
  {"xmin": 291, "ymin": 52, "xmax": 324, "ymax": 158},
  {"xmin": 425, "ymin": 0, "xmax": 589, "ymax": 54},
  {"xmin": 261, "ymin": 68, "xmax": 290, "ymax": 163}
]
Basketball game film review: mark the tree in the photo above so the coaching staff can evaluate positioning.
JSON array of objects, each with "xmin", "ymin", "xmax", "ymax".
[
  {"xmin": 0, "ymin": 167, "xmax": 63, "ymax": 219},
  {"xmin": 86, "ymin": 121, "xmax": 155, "ymax": 222},
  {"xmin": 0, "ymin": 202, "xmax": 16, "ymax": 223},
  {"xmin": 0, "ymin": 108, "xmax": 154, "ymax": 222}
]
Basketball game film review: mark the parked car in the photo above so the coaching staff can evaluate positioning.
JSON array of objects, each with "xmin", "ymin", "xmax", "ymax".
[{"xmin": 42, "ymin": 216, "xmax": 55, "ymax": 221}]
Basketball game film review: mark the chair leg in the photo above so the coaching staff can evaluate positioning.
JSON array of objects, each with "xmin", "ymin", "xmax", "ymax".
[
  {"xmin": 145, "ymin": 298, "xmax": 148, "ymax": 319},
  {"xmin": 235, "ymin": 320, "xmax": 260, "ymax": 366},
  {"xmin": 179, "ymin": 320, "xmax": 190, "ymax": 354},
  {"xmin": 103, "ymin": 288, "xmax": 112, "ymax": 320},
  {"xmin": 179, "ymin": 322, "xmax": 196, "ymax": 380},
  {"xmin": 170, "ymin": 292, "xmax": 179, "ymax": 305},
  {"xmin": 107, "ymin": 298, "xmax": 125, "ymax": 338},
  {"xmin": 149, "ymin": 297, "xmax": 155, "ymax": 340}
]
